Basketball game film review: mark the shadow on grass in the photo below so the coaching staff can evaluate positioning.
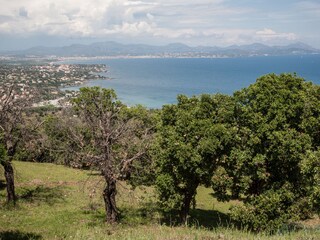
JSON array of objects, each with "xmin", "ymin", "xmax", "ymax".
[
  {"xmin": 81, "ymin": 202, "xmax": 106, "ymax": 227},
  {"xmin": 18, "ymin": 185, "xmax": 65, "ymax": 205},
  {"xmin": 119, "ymin": 203, "xmax": 160, "ymax": 225},
  {"xmin": 0, "ymin": 230, "xmax": 42, "ymax": 240},
  {"xmin": 82, "ymin": 201, "xmax": 161, "ymax": 227},
  {"xmin": 161, "ymin": 208, "xmax": 236, "ymax": 229},
  {"xmin": 83, "ymin": 201, "xmax": 236, "ymax": 230},
  {"xmin": 189, "ymin": 209, "xmax": 233, "ymax": 229}
]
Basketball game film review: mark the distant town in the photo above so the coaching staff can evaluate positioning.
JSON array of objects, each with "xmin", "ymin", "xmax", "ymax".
[{"xmin": 0, "ymin": 63, "xmax": 108, "ymax": 106}]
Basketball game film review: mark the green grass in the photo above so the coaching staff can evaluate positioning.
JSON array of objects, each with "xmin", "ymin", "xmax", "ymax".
[{"xmin": 0, "ymin": 161, "xmax": 320, "ymax": 240}]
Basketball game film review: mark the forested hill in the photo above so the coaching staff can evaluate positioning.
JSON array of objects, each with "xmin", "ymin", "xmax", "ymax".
[{"xmin": 3, "ymin": 41, "xmax": 320, "ymax": 57}]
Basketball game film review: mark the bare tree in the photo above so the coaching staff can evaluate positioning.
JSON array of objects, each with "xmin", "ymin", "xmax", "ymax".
[
  {"xmin": 0, "ymin": 86, "xmax": 34, "ymax": 204},
  {"xmin": 69, "ymin": 87, "xmax": 154, "ymax": 222}
]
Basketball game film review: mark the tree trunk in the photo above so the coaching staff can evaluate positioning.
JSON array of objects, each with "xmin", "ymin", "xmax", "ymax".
[
  {"xmin": 179, "ymin": 192, "xmax": 194, "ymax": 225},
  {"xmin": 1, "ymin": 161, "xmax": 16, "ymax": 204},
  {"xmin": 103, "ymin": 179, "xmax": 118, "ymax": 223}
]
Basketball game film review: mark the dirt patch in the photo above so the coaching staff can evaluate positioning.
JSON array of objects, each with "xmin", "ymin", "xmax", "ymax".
[
  {"xmin": 300, "ymin": 216, "xmax": 320, "ymax": 228},
  {"xmin": 17, "ymin": 180, "xmax": 86, "ymax": 187}
]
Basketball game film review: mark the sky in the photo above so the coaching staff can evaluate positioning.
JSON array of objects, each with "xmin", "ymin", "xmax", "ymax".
[{"xmin": 0, "ymin": 0, "xmax": 320, "ymax": 51}]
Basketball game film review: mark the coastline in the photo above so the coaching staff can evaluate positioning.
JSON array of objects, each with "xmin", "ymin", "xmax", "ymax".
[{"xmin": 3, "ymin": 55, "xmax": 320, "ymax": 109}]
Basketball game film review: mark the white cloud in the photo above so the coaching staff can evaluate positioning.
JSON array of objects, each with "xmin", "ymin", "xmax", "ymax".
[
  {"xmin": 0, "ymin": 0, "xmax": 156, "ymax": 35},
  {"xmin": 123, "ymin": 1, "xmax": 157, "ymax": 7},
  {"xmin": 0, "ymin": 0, "xmax": 314, "ymax": 48},
  {"xmin": 0, "ymin": 0, "xmax": 250, "ymax": 37},
  {"xmin": 256, "ymin": 28, "xmax": 277, "ymax": 36},
  {"xmin": 255, "ymin": 28, "xmax": 297, "ymax": 41}
]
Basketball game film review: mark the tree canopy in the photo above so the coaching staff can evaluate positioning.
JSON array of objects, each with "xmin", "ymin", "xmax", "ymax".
[
  {"xmin": 153, "ymin": 94, "xmax": 235, "ymax": 223},
  {"xmin": 211, "ymin": 73, "xmax": 320, "ymax": 231}
]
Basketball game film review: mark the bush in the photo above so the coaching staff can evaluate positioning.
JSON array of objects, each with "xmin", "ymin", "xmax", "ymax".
[{"xmin": 230, "ymin": 186, "xmax": 313, "ymax": 233}]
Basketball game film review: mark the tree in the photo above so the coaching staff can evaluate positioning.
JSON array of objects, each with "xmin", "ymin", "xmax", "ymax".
[
  {"xmin": 212, "ymin": 73, "xmax": 320, "ymax": 231},
  {"xmin": 0, "ymin": 86, "xmax": 34, "ymax": 204},
  {"xmin": 13, "ymin": 107, "xmax": 55, "ymax": 163},
  {"xmin": 42, "ymin": 110, "xmax": 88, "ymax": 167},
  {"xmin": 70, "ymin": 87, "xmax": 154, "ymax": 222},
  {"xmin": 154, "ymin": 94, "xmax": 235, "ymax": 224}
]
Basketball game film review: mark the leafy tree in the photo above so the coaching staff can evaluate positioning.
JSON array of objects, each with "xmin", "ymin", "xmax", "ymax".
[
  {"xmin": 43, "ymin": 110, "xmax": 89, "ymax": 167},
  {"xmin": 212, "ymin": 73, "xmax": 320, "ymax": 231},
  {"xmin": 70, "ymin": 87, "xmax": 154, "ymax": 222},
  {"xmin": 154, "ymin": 94, "xmax": 235, "ymax": 224},
  {"xmin": 14, "ymin": 108, "xmax": 54, "ymax": 163}
]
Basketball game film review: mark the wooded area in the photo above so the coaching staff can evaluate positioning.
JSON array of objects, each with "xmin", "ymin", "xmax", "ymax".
[{"xmin": 1, "ymin": 73, "xmax": 320, "ymax": 234}]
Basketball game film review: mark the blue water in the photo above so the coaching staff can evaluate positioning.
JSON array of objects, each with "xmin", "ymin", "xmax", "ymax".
[{"xmin": 63, "ymin": 55, "xmax": 320, "ymax": 108}]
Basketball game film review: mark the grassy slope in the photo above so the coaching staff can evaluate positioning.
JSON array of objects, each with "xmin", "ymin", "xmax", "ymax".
[{"xmin": 0, "ymin": 161, "xmax": 319, "ymax": 240}]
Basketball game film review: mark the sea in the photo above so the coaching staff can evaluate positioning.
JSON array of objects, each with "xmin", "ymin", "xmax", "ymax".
[{"xmin": 62, "ymin": 55, "xmax": 320, "ymax": 109}]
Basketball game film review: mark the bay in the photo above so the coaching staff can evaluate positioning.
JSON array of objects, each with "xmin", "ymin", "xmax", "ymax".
[{"xmin": 63, "ymin": 55, "xmax": 320, "ymax": 108}]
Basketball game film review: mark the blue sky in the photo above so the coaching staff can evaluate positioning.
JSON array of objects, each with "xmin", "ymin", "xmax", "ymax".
[{"xmin": 0, "ymin": 0, "xmax": 319, "ymax": 51}]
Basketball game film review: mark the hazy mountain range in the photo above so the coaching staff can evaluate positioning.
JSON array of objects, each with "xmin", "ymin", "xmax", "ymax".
[{"xmin": 3, "ymin": 41, "xmax": 320, "ymax": 58}]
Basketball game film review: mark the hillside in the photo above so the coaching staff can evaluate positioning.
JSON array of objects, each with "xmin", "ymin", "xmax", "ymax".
[
  {"xmin": 0, "ymin": 161, "xmax": 319, "ymax": 239},
  {"xmin": 3, "ymin": 41, "xmax": 320, "ymax": 58}
]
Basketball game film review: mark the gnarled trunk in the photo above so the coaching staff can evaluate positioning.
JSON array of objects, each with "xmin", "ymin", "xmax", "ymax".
[
  {"xmin": 103, "ymin": 179, "xmax": 118, "ymax": 223},
  {"xmin": 1, "ymin": 161, "xmax": 16, "ymax": 204}
]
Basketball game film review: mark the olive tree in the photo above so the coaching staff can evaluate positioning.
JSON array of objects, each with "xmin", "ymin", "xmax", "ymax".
[{"xmin": 70, "ymin": 87, "xmax": 154, "ymax": 222}]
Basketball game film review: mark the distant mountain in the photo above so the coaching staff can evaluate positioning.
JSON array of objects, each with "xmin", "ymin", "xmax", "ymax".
[{"xmin": 3, "ymin": 41, "xmax": 320, "ymax": 57}]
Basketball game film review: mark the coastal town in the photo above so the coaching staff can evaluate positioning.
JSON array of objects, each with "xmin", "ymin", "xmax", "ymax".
[{"xmin": 0, "ymin": 63, "xmax": 108, "ymax": 105}]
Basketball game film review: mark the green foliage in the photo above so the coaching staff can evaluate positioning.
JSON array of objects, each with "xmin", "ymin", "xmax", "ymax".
[
  {"xmin": 300, "ymin": 149, "xmax": 320, "ymax": 214},
  {"xmin": 14, "ymin": 115, "xmax": 53, "ymax": 163},
  {"xmin": 212, "ymin": 73, "xmax": 320, "ymax": 231},
  {"xmin": 2, "ymin": 74, "xmax": 320, "ymax": 232},
  {"xmin": 43, "ymin": 112, "xmax": 93, "ymax": 167},
  {"xmin": 121, "ymin": 105, "xmax": 157, "ymax": 187},
  {"xmin": 154, "ymin": 94, "xmax": 235, "ymax": 221},
  {"xmin": 231, "ymin": 184, "xmax": 313, "ymax": 233},
  {"xmin": 71, "ymin": 86, "xmax": 123, "ymax": 119},
  {"xmin": 28, "ymin": 104, "xmax": 61, "ymax": 117}
]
